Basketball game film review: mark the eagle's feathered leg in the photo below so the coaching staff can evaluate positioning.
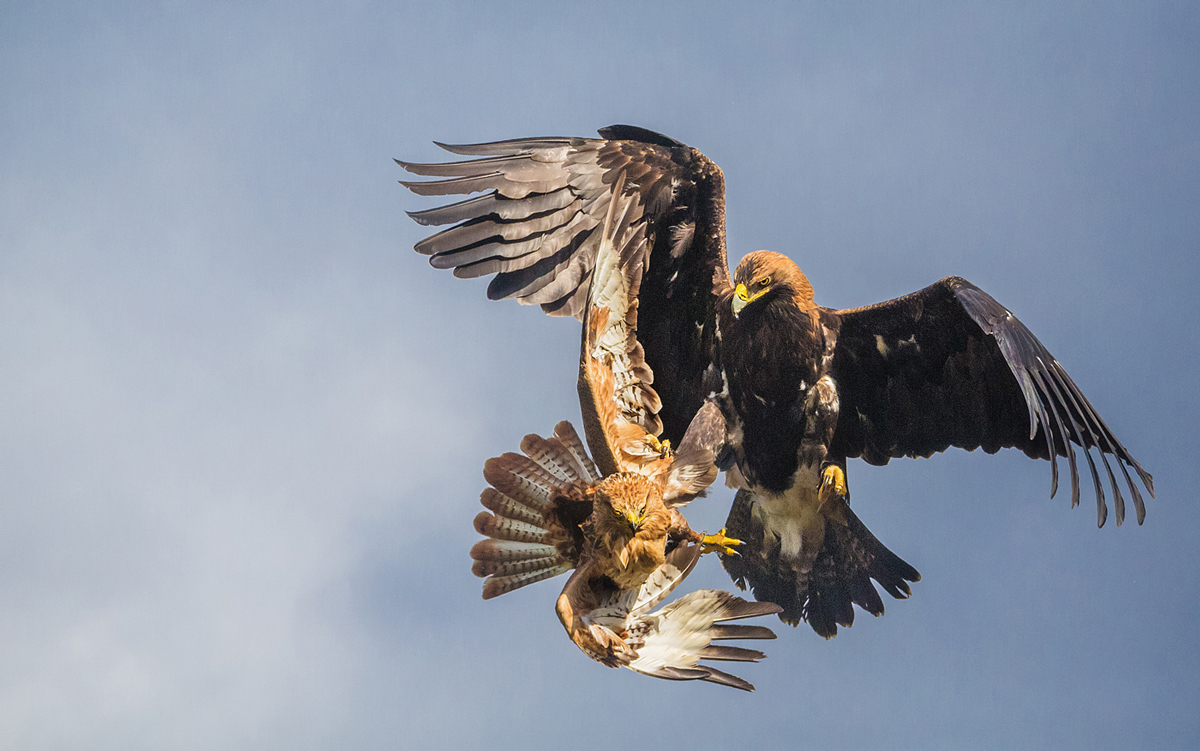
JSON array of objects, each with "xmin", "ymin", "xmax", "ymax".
[{"xmin": 720, "ymin": 478, "xmax": 920, "ymax": 638}]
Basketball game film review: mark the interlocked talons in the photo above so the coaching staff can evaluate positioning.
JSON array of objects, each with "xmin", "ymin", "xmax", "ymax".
[
  {"xmin": 702, "ymin": 527, "xmax": 743, "ymax": 556},
  {"xmin": 647, "ymin": 435, "xmax": 672, "ymax": 457}
]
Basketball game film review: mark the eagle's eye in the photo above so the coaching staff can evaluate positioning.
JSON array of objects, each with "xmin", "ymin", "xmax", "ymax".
[{"xmin": 759, "ymin": 276, "xmax": 771, "ymax": 287}]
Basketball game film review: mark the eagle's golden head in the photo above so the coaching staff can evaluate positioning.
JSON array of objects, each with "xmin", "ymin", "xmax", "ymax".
[{"xmin": 731, "ymin": 250, "xmax": 815, "ymax": 317}]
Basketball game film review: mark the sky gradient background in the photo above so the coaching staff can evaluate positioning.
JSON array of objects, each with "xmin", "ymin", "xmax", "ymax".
[{"xmin": 2, "ymin": 2, "xmax": 1198, "ymax": 748}]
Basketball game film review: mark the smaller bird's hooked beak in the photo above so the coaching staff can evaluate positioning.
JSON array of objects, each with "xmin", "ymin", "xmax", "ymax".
[{"xmin": 623, "ymin": 509, "xmax": 645, "ymax": 532}]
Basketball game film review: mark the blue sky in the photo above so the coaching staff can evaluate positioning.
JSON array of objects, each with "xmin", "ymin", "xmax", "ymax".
[{"xmin": 2, "ymin": 1, "xmax": 1197, "ymax": 748}]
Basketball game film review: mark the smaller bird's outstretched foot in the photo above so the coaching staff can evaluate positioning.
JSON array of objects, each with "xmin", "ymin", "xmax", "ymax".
[{"xmin": 701, "ymin": 528, "xmax": 742, "ymax": 556}]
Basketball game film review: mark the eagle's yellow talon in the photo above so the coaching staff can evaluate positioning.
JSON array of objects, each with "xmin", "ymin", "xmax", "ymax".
[
  {"xmin": 821, "ymin": 465, "xmax": 848, "ymax": 496},
  {"xmin": 701, "ymin": 528, "xmax": 743, "ymax": 556}
]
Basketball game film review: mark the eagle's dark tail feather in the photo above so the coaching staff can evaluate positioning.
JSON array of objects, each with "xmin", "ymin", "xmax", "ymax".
[{"xmin": 719, "ymin": 489, "xmax": 920, "ymax": 638}]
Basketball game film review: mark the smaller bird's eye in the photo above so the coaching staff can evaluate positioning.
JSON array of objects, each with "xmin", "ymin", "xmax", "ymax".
[{"xmin": 759, "ymin": 276, "xmax": 771, "ymax": 287}]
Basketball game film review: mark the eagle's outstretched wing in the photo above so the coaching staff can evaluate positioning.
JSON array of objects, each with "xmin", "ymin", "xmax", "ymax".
[
  {"xmin": 399, "ymin": 125, "xmax": 731, "ymax": 445},
  {"xmin": 829, "ymin": 276, "xmax": 1154, "ymax": 526}
]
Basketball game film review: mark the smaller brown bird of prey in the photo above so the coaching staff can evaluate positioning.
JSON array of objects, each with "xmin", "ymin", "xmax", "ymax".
[{"xmin": 470, "ymin": 222, "xmax": 781, "ymax": 690}]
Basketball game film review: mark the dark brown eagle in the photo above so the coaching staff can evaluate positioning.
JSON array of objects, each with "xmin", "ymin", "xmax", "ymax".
[{"xmin": 400, "ymin": 125, "xmax": 1154, "ymax": 638}]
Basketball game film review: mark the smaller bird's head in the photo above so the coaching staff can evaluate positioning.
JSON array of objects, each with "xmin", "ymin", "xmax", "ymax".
[
  {"xmin": 592, "ymin": 473, "xmax": 663, "ymax": 536},
  {"xmin": 731, "ymin": 250, "xmax": 814, "ymax": 318}
]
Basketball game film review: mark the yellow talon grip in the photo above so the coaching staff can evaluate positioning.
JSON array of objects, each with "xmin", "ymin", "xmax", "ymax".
[
  {"xmin": 701, "ymin": 528, "xmax": 743, "ymax": 556},
  {"xmin": 822, "ymin": 465, "xmax": 848, "ymax": 498}
]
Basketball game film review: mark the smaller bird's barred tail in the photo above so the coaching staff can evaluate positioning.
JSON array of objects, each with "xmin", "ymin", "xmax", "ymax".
[
  {"xmin": 627, "ymin": 590, "xmax": 783, "ymax": 692},
  {"xmin": 471, "ymin": 421, "xmax": 600, "ymax": 599}
]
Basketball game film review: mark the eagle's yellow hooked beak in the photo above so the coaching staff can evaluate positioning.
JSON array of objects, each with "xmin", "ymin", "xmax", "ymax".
[
  {"xmin": 732, "ymin": 282, "xmax": 766, "ymax": 318},
  {"xmin": 732, "ymin": 283, "xmax": 750, "ymax": 317}
]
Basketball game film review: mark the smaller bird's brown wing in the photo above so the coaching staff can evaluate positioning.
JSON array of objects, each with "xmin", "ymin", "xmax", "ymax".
[
  {"xmin": 829, "ymin": 276, "xmax": 1153, "ymax": 527},
  {"xmin": 575, "ymin": 186, "xmax": 727, "ymax": 504},
  {"xmin": 576, "ymin": 168, "xmax": 665, "ymax": 475}
]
